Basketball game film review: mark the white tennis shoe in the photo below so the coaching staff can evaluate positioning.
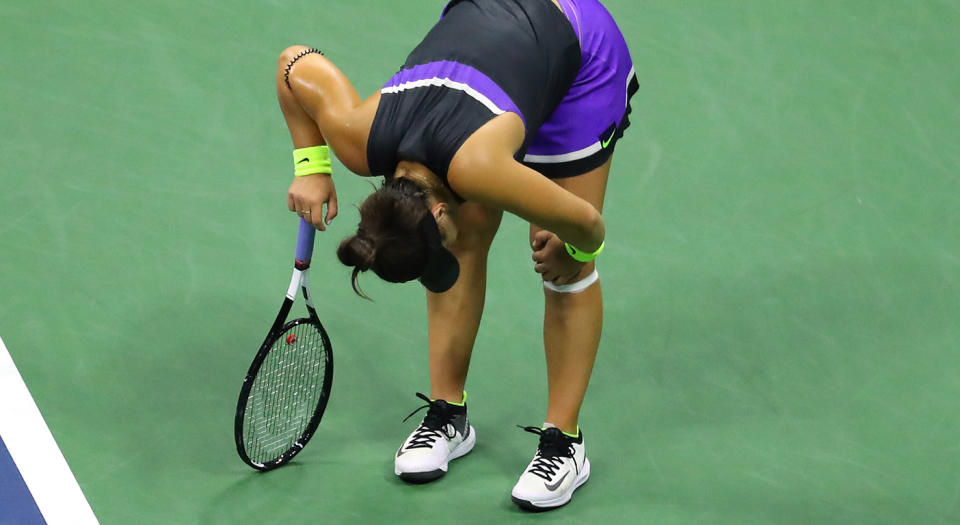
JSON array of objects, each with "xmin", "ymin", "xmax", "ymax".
[
  {"xmin": 511, "ymin": 425, "xmax": 590, "ymax": 511},
  {"xmin": 395, "ymin": 392, "xmax": 476, "ymax": 482}
]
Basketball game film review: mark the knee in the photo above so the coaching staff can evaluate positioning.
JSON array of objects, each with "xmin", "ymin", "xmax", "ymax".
[
  {"xmin": 466, "ymin": 207, "xmax": 502, "ymax": 239},
  {"xmin": 573, "ymin": 261, "xmax": 596, "ymax": 281},
  {"xmin": 543, "ymin": 264, "xmax": 599, "ymax": 294},
  {"xmin": 449, "ymin": 207, "xmax": 502, "ymax": 254}
]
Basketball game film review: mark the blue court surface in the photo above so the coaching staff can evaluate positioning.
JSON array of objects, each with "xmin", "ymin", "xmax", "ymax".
[
  {"xmin": 0, "ymin": 337, "xmax": 98, "ymax": 525},
  {"xmin": 0, "ymin": 436, "xmax": 45, "ymax": 525}
]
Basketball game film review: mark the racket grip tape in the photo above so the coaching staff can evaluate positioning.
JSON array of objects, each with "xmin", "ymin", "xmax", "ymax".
[{"xmin": 295, "ymin": 217, "xmax": 317, "ymax": 267}]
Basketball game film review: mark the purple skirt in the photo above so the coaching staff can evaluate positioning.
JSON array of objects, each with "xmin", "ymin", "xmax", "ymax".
[{"xmin": 523, "ymin": 0, "xmax": 638, "ymax": 177}]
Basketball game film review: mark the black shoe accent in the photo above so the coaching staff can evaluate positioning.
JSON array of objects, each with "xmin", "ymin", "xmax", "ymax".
[
  {"xmin": 401, "ymin": 393, "xmax": 467, "ymax": 450},
  {"xmin": 398, "ymin": 468, "xmax": 446, "ymax": 484},
  {"xmin": 511, "ymin": 495, "xmax": 572, "ymax": 512},
  {"xmin": 517, "ymin": 426, "xmax": 578, "ymax": 482}
]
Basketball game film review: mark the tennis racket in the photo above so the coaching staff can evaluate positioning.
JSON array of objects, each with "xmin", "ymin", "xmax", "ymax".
[{"xmin": 235, "ymin": 218, "xmax": 334, "ymax": 471}]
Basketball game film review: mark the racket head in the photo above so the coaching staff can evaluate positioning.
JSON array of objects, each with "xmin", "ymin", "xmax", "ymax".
[{"xmin": 235, "ymin": 314, "xmax": 333, "ymax": 471}]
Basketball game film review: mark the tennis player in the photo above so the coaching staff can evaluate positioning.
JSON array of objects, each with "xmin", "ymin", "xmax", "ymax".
[{"xmin": 276, "ymin": 0, "xmax": 635, "ymax": 511}]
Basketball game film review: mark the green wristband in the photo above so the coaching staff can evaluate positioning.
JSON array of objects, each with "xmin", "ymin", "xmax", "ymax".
[
  {"xmin": 564, "ymin": 241, "xmax": 604, "ymax": 262},
  {"xmin": 293, "ymin": 145, "xmax": 332, "ymax": 177}
]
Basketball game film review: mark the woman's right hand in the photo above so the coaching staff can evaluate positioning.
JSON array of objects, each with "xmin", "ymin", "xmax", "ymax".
[
  {"xmin": 531, "ymin": 229, "xmax": 586, "ymax": 285},
  {"xmin": 287, "ymin": 173, "xmax": 338, "ymax": 231}
]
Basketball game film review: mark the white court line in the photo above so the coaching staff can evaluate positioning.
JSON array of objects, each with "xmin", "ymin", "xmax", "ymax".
[{"xmin": 0, "ymin": 335, "xmax": 99, "ymax": 525}]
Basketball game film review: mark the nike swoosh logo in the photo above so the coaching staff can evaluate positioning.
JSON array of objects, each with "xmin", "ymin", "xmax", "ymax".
[
  {"xmin": 297, "ymin": 157, "xmax": 310, "ymax": 164},
  {"xmin": 544, "ymin": 472, "xmax": 569, "ymax": 492},
  {"xmin": 600, "ymin": 122, "xmax": 618, "ymax": 149}
]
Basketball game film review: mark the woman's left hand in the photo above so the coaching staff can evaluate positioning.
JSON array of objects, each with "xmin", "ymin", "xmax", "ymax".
[{"xmin": 531, "ymin": 230, "xmax": 585, "ymax": 285}]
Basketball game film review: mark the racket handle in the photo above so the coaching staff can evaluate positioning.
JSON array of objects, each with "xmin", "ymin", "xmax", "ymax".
[{"xmin": 295, "ymin": 217, "xmax": 317, "ymax": 265}]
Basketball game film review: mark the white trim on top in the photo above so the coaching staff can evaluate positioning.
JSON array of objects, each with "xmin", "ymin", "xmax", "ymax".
[
  {"xmin": 382, "ymin": 77, "xmax": 507, "ymax": 116},
  {"xmin": 0, "ymin": 336, "xmax": 99, "ymax": 524},
  {"xmin": 523, "ymin": 141, "xmax": 602, "ymax": 164}
]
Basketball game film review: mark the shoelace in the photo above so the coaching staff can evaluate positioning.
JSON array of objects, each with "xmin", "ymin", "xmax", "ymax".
[
  {"xmin": 518, "ymin": 425, "xmax": 575, "ymax": 481},
  {"xmin": 402, "ymin": 393, "xmax": 458, "ymax": 449}
]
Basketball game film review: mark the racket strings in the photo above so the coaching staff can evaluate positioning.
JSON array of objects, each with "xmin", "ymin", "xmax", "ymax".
[{"xmin": 243, "ymin": 321, "xmax": 328, "ymax": 463}]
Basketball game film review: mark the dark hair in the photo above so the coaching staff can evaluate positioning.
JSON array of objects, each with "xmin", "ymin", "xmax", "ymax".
[{"xmin": 337, "ymin": 177, "xmax": 432, "ymax": 297}]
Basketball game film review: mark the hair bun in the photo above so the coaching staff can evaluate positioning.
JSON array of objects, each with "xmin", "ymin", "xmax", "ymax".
[
  {"xmin": 338, "ymin": 233, "xmax": 377, "ymax": 298},
  {"xmin": 337, "ymin": 177, "xmax": 432, "ymax": 298},
  {"xmin": 337, "ymin": 234, "xmax": 375, "ymax": 271}
]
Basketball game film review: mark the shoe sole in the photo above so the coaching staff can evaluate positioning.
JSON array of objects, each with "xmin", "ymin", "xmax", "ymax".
[
  {"xmin": 396, "ymin": 426, "xmax": 477, "ymax": 483},
  {"xmin": 511, "ymin": 457, "xmax": 591, "ymax": 511}
]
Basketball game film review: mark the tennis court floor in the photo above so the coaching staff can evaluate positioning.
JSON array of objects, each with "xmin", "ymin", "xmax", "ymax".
[{"xmin": 1, "ymin": 1, "xmax": 958, "ymax": 523}]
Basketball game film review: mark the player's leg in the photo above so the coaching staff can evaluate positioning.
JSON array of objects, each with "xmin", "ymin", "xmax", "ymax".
[
  {"xmin": 276, "ymin": 45, "xmax": 380, "ymax": 174},
  {"xmin": 427, "ymin": 202, "xmax": 503, "ymax": 401},
  {"xmin": 535, "ymin": 157, "xmax": 610, "ymax": 434},
  {"xmin": 511, "ymin": 158, "xmax": 610, "ymax": 511},
  {"xmin": 507, "ymin": 0, "xmax": 635, "ymax": 510},
  {"xmin": 395, "ymin": 202, "xmax": 502, "ymax": 482}
]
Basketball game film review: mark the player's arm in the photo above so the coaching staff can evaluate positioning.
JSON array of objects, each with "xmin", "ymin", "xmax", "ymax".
[
  {"xmin": 276, "ymin": 48, "xmax": 338, "ymax": 230},
  {"xmin": 447, "ymin": 114, "xmax": 605, "ymax": 252}
]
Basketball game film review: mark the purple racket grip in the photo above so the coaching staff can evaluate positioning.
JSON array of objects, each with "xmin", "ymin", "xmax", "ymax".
[{"xmin": 295, "ymin": 217, "xmax": 317, "ymax": 264}]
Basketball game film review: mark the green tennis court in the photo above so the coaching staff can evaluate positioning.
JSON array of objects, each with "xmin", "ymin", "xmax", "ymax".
[{"xmin": 1, "ymin": 0, "xmax": 958, "ymax": 523}]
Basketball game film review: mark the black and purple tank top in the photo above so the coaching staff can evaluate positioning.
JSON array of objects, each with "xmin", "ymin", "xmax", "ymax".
[{"xmin": 366, "ymin": 0, "xmax": 582, "ymax": 190}]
